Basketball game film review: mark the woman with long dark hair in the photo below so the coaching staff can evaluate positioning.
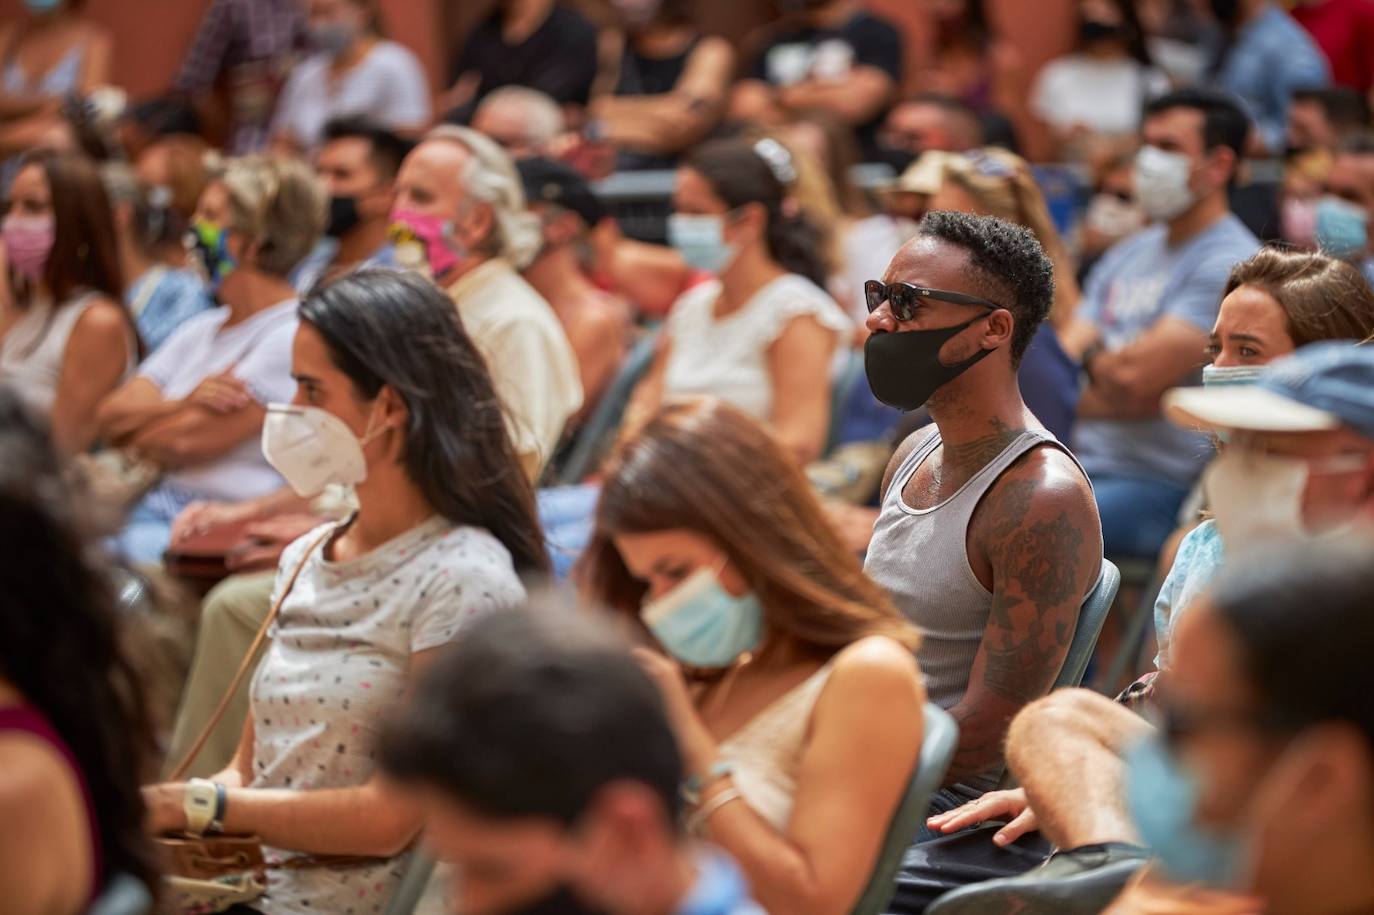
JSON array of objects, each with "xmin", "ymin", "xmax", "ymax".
[
  {"xmin": 578, "ymin": 397, "xmax": 924, "ymax": 915},
  {"xmin": 143, "ymin": 269, "xmax": 545, "ymax": 915},
  {"xmin": 630, "ymin": 137, "xmax": 852, "ymax": 465},
  {"xmin": 0, "ymin": 150, "xmax": 135, "ymax": 454},
  {"xmin": 0, "ymin": 386, "xmax": 157, "ymax": 913}
]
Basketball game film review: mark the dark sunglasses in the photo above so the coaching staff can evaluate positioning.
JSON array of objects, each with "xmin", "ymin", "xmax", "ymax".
[{"xmin": 864, "ymin": 280, "xmax": 1001, "ymax": 323}]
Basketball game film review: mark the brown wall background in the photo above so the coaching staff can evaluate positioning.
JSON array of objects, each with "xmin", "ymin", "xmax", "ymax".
[{"xmin": 0, "ymin": 0, "xmax": 1075, "ymax": 155}]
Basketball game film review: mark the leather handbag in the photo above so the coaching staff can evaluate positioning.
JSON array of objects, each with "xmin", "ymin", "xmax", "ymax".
[{"xmin": 154, "ymin": 527, "xmax": 378, "ymax": 914}]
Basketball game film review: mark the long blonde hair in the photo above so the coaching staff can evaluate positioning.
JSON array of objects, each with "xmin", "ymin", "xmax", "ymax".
[{"xmin": 924, "ymin": 147, "xmax": 1082, "ymax": 326}]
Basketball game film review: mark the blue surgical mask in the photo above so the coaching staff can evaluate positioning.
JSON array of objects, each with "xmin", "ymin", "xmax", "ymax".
[
  {"xmin": 1315, "ymin": 195, "xmax": 1369, "ymax": 259},
  {"xmin": 1125, "ymin": 735, "xmax": 1246, "ymax": 889},
  {"xmin": 1202, "ymin": 364, "xmax": 1265, "ymax": 388},
  {"xmin": 641, "ymin": 564, "xmax": 763, "ymax": 668},
  {"xmin": 24, "ymin": 0, "xmax": 63, "ymax": 12},
  {"xmin": 667, "ymin": 213, "xmax": 737, "ymax": 275}
]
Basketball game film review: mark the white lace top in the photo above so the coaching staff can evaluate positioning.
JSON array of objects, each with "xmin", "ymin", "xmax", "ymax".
[{"xmin": 663, "ymin": 273, "xmax": 851, "ymax": 421}]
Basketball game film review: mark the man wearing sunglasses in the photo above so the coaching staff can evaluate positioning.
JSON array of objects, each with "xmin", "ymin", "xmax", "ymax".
[{"xmin": 863, "ymin": 211, "xmax": 1103, "ymax": 814}]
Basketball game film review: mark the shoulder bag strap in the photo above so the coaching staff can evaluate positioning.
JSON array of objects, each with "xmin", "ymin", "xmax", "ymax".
[{"xmin": 167, "ymin": 526, "xmax": 335, "ymax": 781}]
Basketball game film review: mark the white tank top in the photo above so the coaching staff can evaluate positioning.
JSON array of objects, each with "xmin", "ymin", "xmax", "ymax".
[{"xmin": 0, "ymin": 293, "xmax": 130, "ymax": 417}]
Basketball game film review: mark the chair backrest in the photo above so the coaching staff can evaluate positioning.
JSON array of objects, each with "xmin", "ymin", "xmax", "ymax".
[
  {"xmin": 552, "ymin": 328, "xmax": 661, "ymax": 486},
  {"xmin": 850, "ymin": 703, "xmax": 960, "ymax": 915},
  {"xmin": 1053, "ymin": 559, "xmax": 1120, "ymax": 692},
  {"xmin": 382, "ymin": 852, "xmax": 438, "ymax": 915},
  {"xmin": 86, "ymin": 874, "xmax": 152, "ymax": 915}
]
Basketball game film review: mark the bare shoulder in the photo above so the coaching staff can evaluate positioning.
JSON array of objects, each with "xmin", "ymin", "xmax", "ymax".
[
  {"xmin": 974, "ymin": 442, "xmax": 1103, "ymax": 593},
  {"xmin": 74, "ymin": 295, "xmax": 132, "ymax": 337},
  {"xmin": 0, "ymin": 733, "xmax": 88, "ymax": 909},
  {"xmin": 827, "ymin": 635, "xmax": 924, "ymax": 699},
  {"xmin": 986, "ymin": 442, "xmax": 1099, "ymax": 524},
  {"xmin": 0, "ymin": 732, "xmax": 81, "ymax": 818}
]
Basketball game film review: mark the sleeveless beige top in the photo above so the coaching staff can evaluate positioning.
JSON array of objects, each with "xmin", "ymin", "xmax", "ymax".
[{"xmin": 719, "ymin": 660, "xmax": 836, "ymax": 830}]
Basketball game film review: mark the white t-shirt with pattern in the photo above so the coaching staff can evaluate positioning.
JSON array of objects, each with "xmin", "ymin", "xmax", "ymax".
[
  {"xmin": 249, "ymin": 516, "xmax": 526, "ymax": 915},
  {"xmin": 663, "ymin": 273, "xmax": 851, "ymax": 422}
]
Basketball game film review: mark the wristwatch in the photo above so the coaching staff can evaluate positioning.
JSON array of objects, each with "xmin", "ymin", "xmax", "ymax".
[{"xmin": 184, "ymin": 779, "xmax": 225, "ymax": 835}]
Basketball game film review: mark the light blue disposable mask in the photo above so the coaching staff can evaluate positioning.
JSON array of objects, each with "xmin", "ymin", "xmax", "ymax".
[
  {"xmin": 667, "ymin": 213, "xmax": 737, "ymax": 275},
  {"xmin": 1202, "ymin": 364, "xmax": 1265, "ymax": 388},
  {"xmin": 24, "ymin": 0, "xmax": 63, "ymax": 12},
  {"xmin": 1315, "ymin": 195, "xmax": 1369, "ymax": 260},
  {"xmin": 1125, "ymin": 735, "xmax": 1246, "ymax": 889},
  {"xmin": 642, "ymin": 564, "xmax": 763, "ymax": 668}
]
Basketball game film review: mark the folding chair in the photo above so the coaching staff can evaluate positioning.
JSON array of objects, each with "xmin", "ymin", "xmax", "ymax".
[
  {"xmin": 1054, "ymin": 560, "xmax": 1121, "ymax": 692},
  {"xmin": 552, "ymin": 329, "xmax": 660, "ymax": 486},
  {"xmin": 382, "ymin": 852, "xmax": 437, "ymax": 915}
]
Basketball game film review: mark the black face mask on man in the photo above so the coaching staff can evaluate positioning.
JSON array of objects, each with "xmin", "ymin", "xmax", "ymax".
[
  {"xmin": 1079, "ymin": 19, "xmax": 1125, "ymax": 44},
  {"xmin": 861, "ymin": 280, "xmax": 999, "ymax": 412},
  {"xmin": 326, "ymin": 194, "xmax": 361, "ymax": 239}
]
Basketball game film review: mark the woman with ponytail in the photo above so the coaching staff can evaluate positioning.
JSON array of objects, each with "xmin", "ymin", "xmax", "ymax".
[{"xmin": 629, "ymin": 137, "xmax": 852, "ymax": 465}]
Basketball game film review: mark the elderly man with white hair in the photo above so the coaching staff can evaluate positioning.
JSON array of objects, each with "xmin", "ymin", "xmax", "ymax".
[
  {"xmin": 392, "ymin": 124, "xmax": 582, "ymax": 480},
  {"xmin": 471, "ymin": 86, "xmax": 565, "ymax": 159}
]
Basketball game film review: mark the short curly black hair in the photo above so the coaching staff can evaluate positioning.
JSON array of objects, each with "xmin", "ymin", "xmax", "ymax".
[{"xmin": 917, "ymin": 210, "xmax": 1055, "ymax": 364}]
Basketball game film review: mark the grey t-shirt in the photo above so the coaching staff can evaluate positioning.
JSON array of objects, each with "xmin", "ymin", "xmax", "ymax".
[{"xmin": 1073, "ymin": 214, "xmax": 1260, "ymax": 486}]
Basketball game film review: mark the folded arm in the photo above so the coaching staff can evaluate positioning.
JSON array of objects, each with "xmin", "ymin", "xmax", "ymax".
[
  {"xmin": 1081, "ymin": 317, "xmax": 1208, "ymax": 419},
  {"xmin": 776, "ymin": 66, "xmax": 897, "ymax": 126},
  {"xmin": 592, "ymin": 37, "xmax": 734, "ymax": 154}
]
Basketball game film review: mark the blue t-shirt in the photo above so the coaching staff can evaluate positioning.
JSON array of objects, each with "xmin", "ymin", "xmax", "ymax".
[
  {"xmin": 1217, "ymin": 6, "xmax": 1330, "ymax": 153},
  {"xmin": 1073, "ymin": 214, "xmax": 1260, "ymax": 486},
  {"xmin": 127, "ymin": 266, "xmax": 214, "ymax": 354},
  {"xmin": 1153, "ymin": 518, "xmax": 1224, "ymax": 669},
  {"xmin": 676, "ymin": 849, "xmax": 766, "ymax": 915},
  {"xmin": 290, "ymin": 238, "xmax": 398, "ymax": 296}
]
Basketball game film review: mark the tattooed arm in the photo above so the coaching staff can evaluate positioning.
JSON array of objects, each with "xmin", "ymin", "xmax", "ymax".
[{"xmin": 944, "ymin": 446, "xmax": 1103, "ymax": 785}]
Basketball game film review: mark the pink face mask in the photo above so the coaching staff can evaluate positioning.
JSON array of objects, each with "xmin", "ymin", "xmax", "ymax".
[
  {"xmin": 388, "ymin": 209, "xmax": 464, "ymax": 280},
  {"xmin": 2, "ymin": 214, "xmax": 55, "ymax": 282}
]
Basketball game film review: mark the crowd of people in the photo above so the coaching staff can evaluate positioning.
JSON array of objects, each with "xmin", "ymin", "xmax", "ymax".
[{"xmin": 3, "ymin": 1, "xmax": 1374, "ymax": 914}]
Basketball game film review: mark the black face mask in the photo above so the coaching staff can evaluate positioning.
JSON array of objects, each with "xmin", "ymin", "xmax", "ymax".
[
  {"xmin": 1208, "ymin": 0, "xmax": 1242, "ymax": 27},
  {"xmin": 863, "ymin": 316, "xmax": 994, "ymax": 412},
  {"xmin": 502, "ymin": 885, "xmax": 610, "ymax": 915},
  {"xmin": 1079, "ymin": 19, "xmax": 1125, "ymax": 44},
  {"xmin": 873, "ymin": 144, "xmax": 918, "ymax": 176},
  {"xmin": 326, "ymin": 194, "xmax": 361, "ymax": 239}
]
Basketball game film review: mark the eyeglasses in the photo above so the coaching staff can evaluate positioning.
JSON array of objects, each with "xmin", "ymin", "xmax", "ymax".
[{"xmin": 864, "ymin": 280, "xmax": 1001, "ymax": 323}]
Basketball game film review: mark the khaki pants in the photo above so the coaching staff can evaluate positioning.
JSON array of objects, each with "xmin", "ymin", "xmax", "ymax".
[{"xmin": 162, "ymin": 570, "xmax": 276, "ymax": 778}]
